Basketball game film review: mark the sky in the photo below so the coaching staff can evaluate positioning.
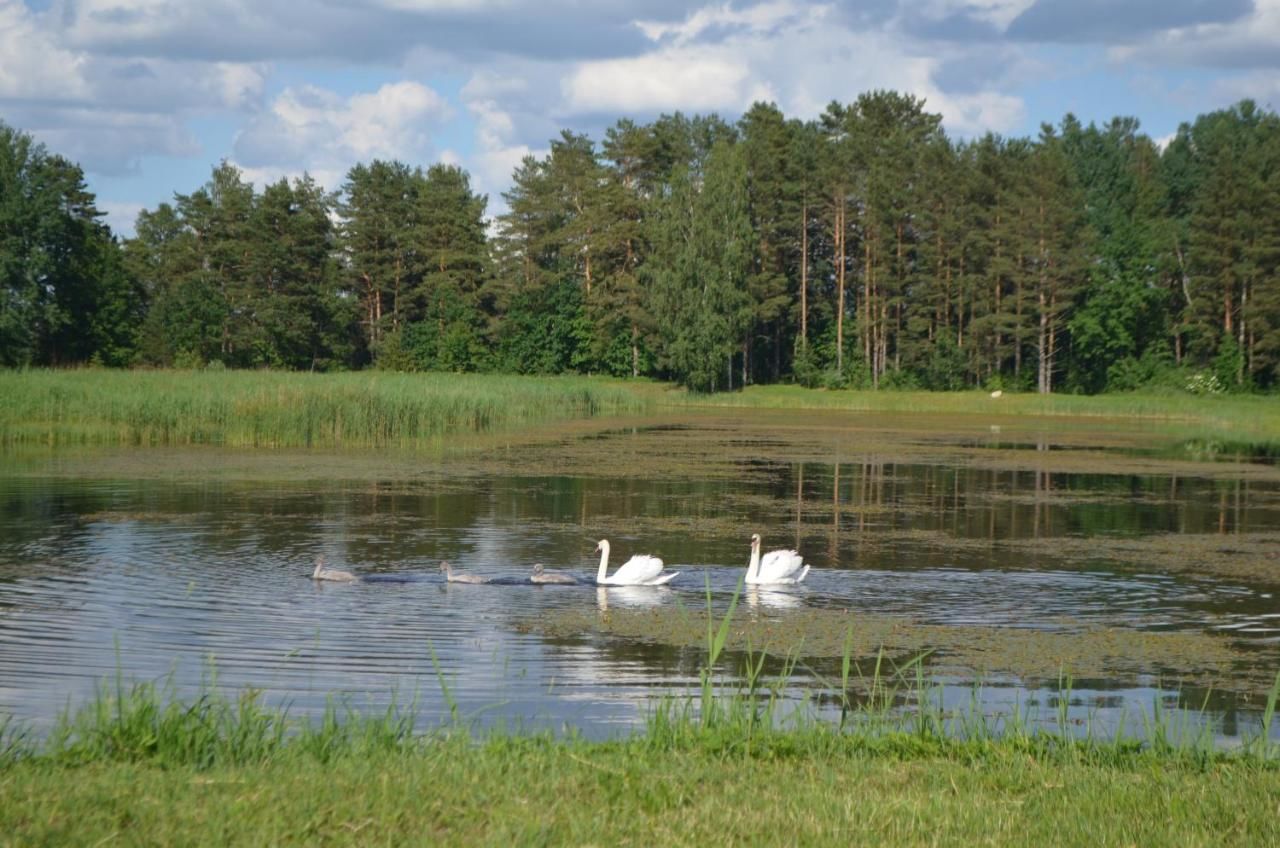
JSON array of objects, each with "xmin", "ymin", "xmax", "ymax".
[{"xmin": 2, "ymin": 0, "xmax": 1278, "ymax": 235}]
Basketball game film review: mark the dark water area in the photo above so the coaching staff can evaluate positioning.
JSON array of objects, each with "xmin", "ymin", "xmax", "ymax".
[{"xmin": 1, "ymin": 412, "xmax": 1278, "ymax": 743}]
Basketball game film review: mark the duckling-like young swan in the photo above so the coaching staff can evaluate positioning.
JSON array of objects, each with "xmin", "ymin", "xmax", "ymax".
[
  {"xmin": 439, "ymin": 560, "xmax": 490, "ymax": 584},
  {"xmin": 530, "ymin": 563, "xmax": 577, "ymax": 585},
  {"xmin": 312, "ymin": 556, "xmax": 357, "ymax": 582}
]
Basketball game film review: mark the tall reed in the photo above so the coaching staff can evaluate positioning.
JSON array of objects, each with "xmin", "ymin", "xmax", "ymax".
[{"xmin": 0, "ymin": 370, "xmax": 651, "ymax": 448}]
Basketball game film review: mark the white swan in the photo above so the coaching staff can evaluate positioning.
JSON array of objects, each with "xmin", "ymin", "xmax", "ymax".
[
  {"xmin": 312, "ymin": 556, "xmax": 357, "ymax": 582},
  {"xmin": 594, "ymin": 539, "xmax": 678, "ymax": 586},
  {"xmin": 531, "ymin": 563, "xmax": 577, "ymax": 585},
  {"xmin": 439, "ymin": 560, "xmax": 490, "ymax": 584},
  {"xmin": 745, "ymin": 534, "xmax": 809, "ymax": 585}
]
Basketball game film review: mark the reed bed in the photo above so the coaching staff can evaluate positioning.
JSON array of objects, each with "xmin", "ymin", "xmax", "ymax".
[
  {"xmin": 3, "ymin": 368, "xmax": 1277, "ymax": 450},
  {"xmin": 0, "ymin": 370, "xmax": 650, "ymax": 448}
]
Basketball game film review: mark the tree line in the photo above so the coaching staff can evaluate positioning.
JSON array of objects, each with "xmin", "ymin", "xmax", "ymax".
[{"xmin": 2, "ymin": 93, "xmax": 1278, "ymax": 393}]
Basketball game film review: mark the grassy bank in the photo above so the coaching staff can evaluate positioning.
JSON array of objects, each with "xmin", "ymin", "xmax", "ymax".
[
  {"xmin": 1, "ymin": 672, "xmax": 1278, "ymax": 846},
  {"xmin": 667, "ymin": 383, "xmax": 1280, "ymax": 441},
  {"xmin": 2, "ymin": 368, "xmax": 1278, "ymax": 450},
  {"xmin": 3, "ymin": 594, "xmax": 1279, "ymax": 848},
  {"xmin": 6, "ymin": 733, "xmax": 1278, "ymax": 845},
  {"xmin": 0, "ymin": 370, "xmax": 650, "ymax": 448}
]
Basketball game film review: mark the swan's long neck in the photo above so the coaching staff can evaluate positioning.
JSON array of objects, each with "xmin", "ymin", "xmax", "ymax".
[
  {"xmin": 313, "ymin": 558, "xmax": 323, "ymax": 578},
  {"xmin": 747, "ymin": 542, "xmax": 760, "ymax": 580},
  {"xmin": 596, "ymin": 541, "xmax": 610, "ymax": 583}
]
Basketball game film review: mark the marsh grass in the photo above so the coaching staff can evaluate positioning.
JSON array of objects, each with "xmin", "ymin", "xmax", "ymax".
[
  {"xmin": 4, "ymin": 369, "xmax": 1278, "ymax": 451},
  {"xmin": 0, "ymin": 370, "xmax": 650, "ymax": 448},
  {"xmin": 670, "ymin": 384, "xmax": 1280, "ymax": 443}
]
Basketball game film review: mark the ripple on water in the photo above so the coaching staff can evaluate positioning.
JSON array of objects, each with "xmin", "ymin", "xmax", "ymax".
[{"xmin": 2, "ymin": 447, "xmax": 1279, "ymax": 743}]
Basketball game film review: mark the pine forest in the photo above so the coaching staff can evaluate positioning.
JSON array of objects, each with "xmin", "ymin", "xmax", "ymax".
[{"xmin": 3, "ymin": 93, "xmax": 1279, "ymax": 394}]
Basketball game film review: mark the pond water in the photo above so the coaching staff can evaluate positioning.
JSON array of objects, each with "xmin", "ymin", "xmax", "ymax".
[{"xmin": 2, "ymin": 410, "xmax": 1278, "ymax": 743}]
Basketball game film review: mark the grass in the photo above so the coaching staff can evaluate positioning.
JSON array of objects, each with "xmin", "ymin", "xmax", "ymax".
[
  {"xmin": 4, "ymin": 368, "xmax": 1279, "ymax": 451},
  {"xmin": 666, "ymin": 383, "xmax": 1280, "ymax": 442},
  {"xmin": 1, "ymin": 667, "xmax": 1278, "ymax": 846},
  {"xmin": 5, "ymin": 733, "xmax": 1278, "ymax": 845},
  {"xmin": 0, "ymin": 369, "xmax": 650, "ymax": 448}
]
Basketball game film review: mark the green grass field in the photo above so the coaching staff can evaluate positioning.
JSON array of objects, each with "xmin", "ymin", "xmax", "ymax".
[
  {"xmin": 6, "ymin": 736, "xmax": 1277, "ymax": 846},
  {"xmin": 1, "ymin": 669, "xmax": 1278, "ymax": 847},
  {"xmin": 2, "ymin": 368, "xmax": 1278, "ymax": 450}
]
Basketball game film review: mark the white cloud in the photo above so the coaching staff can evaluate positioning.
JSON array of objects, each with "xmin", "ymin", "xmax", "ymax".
[
  {"xmin": 635, "ymin": 1, "xmax": 810, "ymax": 44},
  {"xmin": 567, "ymin": 2, "xmax": 1026, "ymax": 136},
  {"xmin": 916, "ymin": 0, "xmax": 1037, "ymax": 31},
  {"xmin": 232, "ymin": 81, "xmax": 451, "ymax": 190},
  {"xmin": 0, "ymin": 1, "xmax": 88, "ymax": 99},
  {"xmin": 563, "ymin": 50, "xmax": 754, "ymax": 114},
  {"xmin": 463, "ymin": 96, "xmax": 539, "ymax": 208},
  {"xmin": 369, "ymin": 0, "xmax": 510, "ymax": 10},
  {"xmin": 1110, "ymin": 0, "xmax": 1280, "ymax": 68},
  {"xmin": 935, "ymin": 91, "xmax": 1027, "ymax": 135}
]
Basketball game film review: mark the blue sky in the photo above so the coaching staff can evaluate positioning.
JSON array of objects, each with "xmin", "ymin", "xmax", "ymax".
[{"xmin": 3, "ymin": 0, "xmax": 1277, "ymax": 234}]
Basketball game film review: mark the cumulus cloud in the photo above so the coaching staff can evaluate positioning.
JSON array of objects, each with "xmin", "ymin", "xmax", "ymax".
[
  {"xmin": 8, "ymin": 0, "xmax": 1274, "ymax": 231},
  {"xmin": 0, "ymin": 0, "xmax": 89, "ymax": 100},
  {"xmin": 551, "ymin": 1, "xmax": 1025, "ymax": 137},
  {"xmin": 462, "ymin": 95, "xmax": 540, "ymax": 211},
  {"xmin": 635, "ymin": 1, "xmax": 809, "ymax": 44},
  {"xmin": 1006, "ymin": 0, "xmax": 1253, "ymax": 44},
  {"xmin": 53, "ymin": 0, "xmax": 678, "ymax": 63},
  {"xmin": 231, "ymin": 81, "xmax": 451, "ymax": 190},
  {"xmin": 0, "ymin": 1, "xmax": 268, "ymax": 174},
  {"xmin": 1110, "ymin": 0, "xmax": 1280, "ymax": 69},
  {"xmin": 563, "ymin": 50, "xmax": 757, "ymax": 114}
]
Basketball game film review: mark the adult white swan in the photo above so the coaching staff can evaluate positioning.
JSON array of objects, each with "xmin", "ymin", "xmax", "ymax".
[
  {"xmin": 312, "ymin": 557, "xmax": 357, "ymax": 582},
  {"xmin": 745, "ymin": 534, "xmax": 809, "ymax": 585},
  {"xmin": 594, "ymin": 539, "xmax": 678, "ymax": 586}
]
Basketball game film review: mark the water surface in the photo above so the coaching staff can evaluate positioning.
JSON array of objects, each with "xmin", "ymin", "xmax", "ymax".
[{"xmin": 2, "ymin": 411, "xmax": 1278, "ymax": 742}]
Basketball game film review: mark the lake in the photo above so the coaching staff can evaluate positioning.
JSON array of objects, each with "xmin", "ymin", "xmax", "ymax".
[{"xmin": 2, "ymin": 410, "xmax": 1278, "ymax": 742}]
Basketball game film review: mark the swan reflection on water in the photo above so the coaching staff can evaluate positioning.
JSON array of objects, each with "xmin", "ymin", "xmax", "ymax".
[
  {"xmin": 746, "ymin": 586, "xmax": 804, "ymax": 610},
  {"xmin": 596, "ymin": 585, "xmax": 670, "ymax": 612}
]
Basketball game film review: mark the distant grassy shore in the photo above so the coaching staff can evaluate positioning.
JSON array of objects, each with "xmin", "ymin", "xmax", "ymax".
[
  {"xmin": 666, "ymin": 383, "xmax": 1280, "ymax": 440},
  {"xmin": 0, "ymin": 370, "xmax": 650, "ymax": 448},
  {"xmin": 2, "ymin": 675, "xmax": 1277, "ymax": 846},
  {"xmin": 2, "ymin": 368, "xmax": 1278, "ymax": 449}
]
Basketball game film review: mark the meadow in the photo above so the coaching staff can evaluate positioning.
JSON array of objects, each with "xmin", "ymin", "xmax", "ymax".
[{"xmin": 2, "ymin": 368, "xmax": 1278, "ymax": 450}]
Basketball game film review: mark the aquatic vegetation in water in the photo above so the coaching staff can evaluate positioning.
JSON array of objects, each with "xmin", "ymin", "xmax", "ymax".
[{"xmin": 520, "ymin": 606, "xmax": 1257, "ymax": 695}]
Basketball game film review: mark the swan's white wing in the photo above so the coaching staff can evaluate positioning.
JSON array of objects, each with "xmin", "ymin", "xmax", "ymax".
[
  {"xmin": 610, "ymin": 554, "xmax": 665, "ymax": 585},
  {"xmin": 757, "ymin": 549, "xmax": 805, "ymax": 583}
]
